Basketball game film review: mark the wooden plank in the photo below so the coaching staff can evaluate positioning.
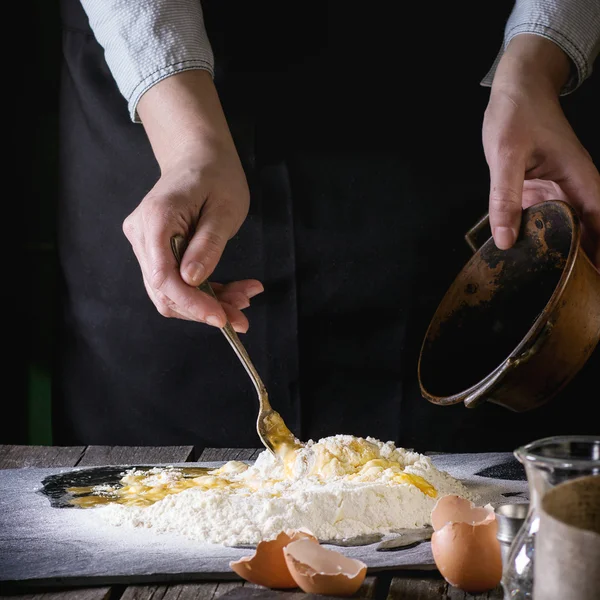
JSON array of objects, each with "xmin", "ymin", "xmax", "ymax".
[
  {"xmin": 389, "ymin": 576, "xmax": 504, "ymax": 599},
  {"xmin": 446, "ymin": 584, "xmax": 504, "ymax": 599},
  {"xmin": 78, "ymin": 446, "xmax": 195, "ymax": 466},
  {"xmin": 0, "ymin": 590, "xmax": 112, "ymax": 600},
  {"xmin": 199, "ymin": 448, "xmax": 261, "ymax": 462},
  {"xmin": 2, "ymin": 578, "xmax": 385, "ymax": 600},
  {"xmin": 214, "ymin": 590, "xmax": 338, "ymax": 600},
  {"xmin": 213, "ymin": 582, "xmax": 252, "ymax": 598},
  {"xmin": 387, "ymin": 575, "xmax": 446, "ymax": 599},
  {"xmin": 357, "ymin": 575, "xmax": 379, "ymax": 599},
  {"xmin": 187, "ymin": 578, "xmax": 381, "ymax": 600},
  {"xmin": 0, "ymin": 445, "xmax": 84, "ymax": 469},
  {"xmin": 120, "ymin": 580, "xmax": 247, "ymax": 599}
]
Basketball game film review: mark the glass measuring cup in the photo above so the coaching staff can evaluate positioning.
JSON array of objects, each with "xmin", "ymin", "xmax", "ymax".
[{"xmin": 501, "ymin": 435, "xmax": 600, "ymax": 599}]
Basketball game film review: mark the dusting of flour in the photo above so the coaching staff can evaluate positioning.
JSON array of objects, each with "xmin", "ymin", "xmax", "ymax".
[{"xmin": 92, "ymin": 435, "xmax": 476, "ymax": 546}]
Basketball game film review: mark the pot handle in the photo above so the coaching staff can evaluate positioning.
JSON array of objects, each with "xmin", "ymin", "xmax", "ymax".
[
  {"xmin": 465, "ymin": 212, "xmax": 491, "ymax": 253},
  {"xmin": 463, "ymin": 320, "xmax": 554, "ymax": 408}
]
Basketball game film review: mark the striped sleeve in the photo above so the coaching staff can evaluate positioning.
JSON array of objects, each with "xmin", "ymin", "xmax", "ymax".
[
  {"xmin": 481, "ymin": 0, "xmax": 600, "ymax": 94},
  {"xmin": 79, "ymin": 0, "xmax": 214, "ymax": 123}
]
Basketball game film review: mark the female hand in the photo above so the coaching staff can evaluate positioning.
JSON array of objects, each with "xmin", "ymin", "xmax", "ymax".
[
  {"xmin": 122, "ymin": 70, "xmax": 263, "ymax": 332},
  {"xmin": 483, "ymin": 34, "xmax": 600, "ymax": 269}
]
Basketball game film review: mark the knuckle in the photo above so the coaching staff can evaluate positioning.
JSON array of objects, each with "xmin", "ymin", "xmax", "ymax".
[
  {"xmin": 219, "ymin": 291, "xmax": 246, "ymax": 308},
  {"xmin": 211, "ymin": 196, "xmax": 249, "ymax": 235},
  {"xmin": 488, "ymin": 131, "xmax": 523, "ymax": 158},
  {"xmin": 142, "ymin": 193, "xmax": 189, "ymax": 230},
  {"xmin": 149, "ymin": 266, "xmax": 170, "ymax": 291},
  {"xmin": 122, "ymin": 215, "xmax": 136, "ymax": 239},
  {"xmin": 232, "ymin": 292, "xmax": 250, "ymax": 307},
  {"xmin": 158, "ymin": 203, "xmax": 186, "ymax": 226},
  {"xmin": 154, "ymin": 297, "xmax": 172, "ymax": 318},
  {"xmin": 236, "ymin": 203, "xmax": 250, "ymax": 230},
  {"xmin": 198, "ymin": 230, "xmax": 225, "ymax": 257},
  {"xmin": 489, "ymin": 188, "xmax": 521, "ymax": 214},
  {"xmin": 179, "ymin": 297, "xmax": 199, "ymax": 317}
]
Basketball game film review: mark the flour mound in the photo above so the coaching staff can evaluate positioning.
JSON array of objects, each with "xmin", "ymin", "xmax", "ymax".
[{"xmin": 92, "ymin": 435, "xmax": 475, "ymax": 545}]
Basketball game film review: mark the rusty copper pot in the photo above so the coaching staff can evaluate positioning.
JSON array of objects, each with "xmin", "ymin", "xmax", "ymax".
[{"xmin": 418, "ymin": 199, "xmax": 600, "ymax": 412}]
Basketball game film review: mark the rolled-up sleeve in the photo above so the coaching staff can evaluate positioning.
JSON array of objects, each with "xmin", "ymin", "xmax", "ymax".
[
  {"xmin": 481, "ymin": 0, "xmax": 600, "ymax": 94},
  {"xmin": 80, "ymin": 0, "xmax": 214, "ymax": 123}
]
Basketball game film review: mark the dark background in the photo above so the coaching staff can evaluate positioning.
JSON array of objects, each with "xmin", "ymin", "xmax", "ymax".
[
  {"xmin": 13, "ymin": 1, "xmax": 61, "ymax": 445},
  {"xmin": 12, "ymin": 2, "xmax": 599, "ymax": 445}
]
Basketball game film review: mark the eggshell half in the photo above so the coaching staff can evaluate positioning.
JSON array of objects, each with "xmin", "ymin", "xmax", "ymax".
[
  {"xmin": 430, "ymin": 495, "xmax": 502, "ymax": 593},
  {"xmin": 229, "ymin": 529, "xmax": 317, "ymax": 588},
  {"xmin": 283, "ymin": 537, "xmax": 367, "ymax": 596},
  {"xmin": 431, "ymin": 494, "xmax": 495, "ymax": 531}
]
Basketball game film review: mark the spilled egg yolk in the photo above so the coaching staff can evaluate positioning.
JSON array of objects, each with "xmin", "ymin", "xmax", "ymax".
[
  {"xmin": 67, "ymin": 438, "xmax": 437, "ymax": 508},
  {"xmin": 392, "ymin": 472, "xmax": 437, "ymax": 497},
  {"xmin": 67, "ymin": 466, "xmax": 243, "ymax": 508}
]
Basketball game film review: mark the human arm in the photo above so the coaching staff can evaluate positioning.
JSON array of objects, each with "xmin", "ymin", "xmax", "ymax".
[
  {"xmin": 123, "ymin": 69, "xmax": 260, "ymax": 331},
  {"xmin": 79, "ymin": 1, "xmax": 260, "ymax": 330},
  {"xmin": 481, "ymin": 1, "xmax": 600, "ymax": 268}
]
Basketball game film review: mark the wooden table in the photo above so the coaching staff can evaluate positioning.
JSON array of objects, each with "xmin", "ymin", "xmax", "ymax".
[{"xmin": 0, "ymin": 445, "xmax": 504, "ymax": 599}]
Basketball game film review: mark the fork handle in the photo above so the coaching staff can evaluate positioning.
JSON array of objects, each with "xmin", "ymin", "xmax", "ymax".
[
  {"xmin": 220, "ymin": 324, "xmax": 268, "ymax": 400},
  {"xmin": 170, "ymin": 234, "xmax": 269, "ymax": 403}
]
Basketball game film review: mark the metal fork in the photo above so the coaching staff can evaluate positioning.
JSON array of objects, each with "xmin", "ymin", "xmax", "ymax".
[{"xmin": 170, "ymin": 234, "xmax": 300, "ymax": 457}]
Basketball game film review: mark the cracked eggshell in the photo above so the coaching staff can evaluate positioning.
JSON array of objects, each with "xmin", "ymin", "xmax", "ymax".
[
  {"xmin": 430, "ymin": 494, "xmax": 503, "ymax": 593},
  {"xmin": 283, "ymin": 537, "xmax": 368, "ymax": 596},
  {"xmin": 229, "ymin": 529, "xmax": 317, "ymax": 588}
]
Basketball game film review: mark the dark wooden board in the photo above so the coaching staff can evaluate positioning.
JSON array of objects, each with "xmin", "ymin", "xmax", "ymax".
[
  {"xmin": 78, "ymin": 445, "xmax": 195, "ymax": 466},
  {"xmin": 199, "ymin": 448, "xmax": 262, "ymax": 461},
  {"xmin": 0, "ymin": 445, "xmax": 85, "ymax": 469}
]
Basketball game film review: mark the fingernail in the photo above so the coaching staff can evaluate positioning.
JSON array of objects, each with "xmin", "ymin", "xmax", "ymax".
[
  {"xmin": 494, "ymin": 227, "xmax": 517, "ymax": 249},
  {"xmin": 206, "ymin": 314, "xmax": 223, "ymax": 327},
  {"xmin": 185, "ymin": 261, "xmax": 205, "ymax": 285},
  {"xmin": 247, "ymin": 285, "xmax": 264, "ymax": 298}
]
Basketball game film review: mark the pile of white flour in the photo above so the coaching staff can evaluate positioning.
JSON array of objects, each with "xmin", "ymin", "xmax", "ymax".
[{"xmin": 91, "ymin": 435, "xmax": 475, "ymax": 546}]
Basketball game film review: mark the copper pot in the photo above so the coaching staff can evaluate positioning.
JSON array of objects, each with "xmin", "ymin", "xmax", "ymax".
[{"xmin": 418, "ymin": 200, "xmax": 600, "ymax": 412}]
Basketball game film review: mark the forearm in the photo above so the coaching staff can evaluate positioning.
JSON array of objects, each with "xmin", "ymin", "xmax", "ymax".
[
  {"xmin": 137, "ymin": 70, "xmax": 233, "ymax": 171},
  {"xmin": 491, "ymin": 34, "xmax": 571, "ymax": 98},
  {"xmin": 482, "ymin": 0, "xmax": 600, "ymax": 94},
  {"xmin": 79, "ymin": 0, "xmax": 214, "ymax": 122}
]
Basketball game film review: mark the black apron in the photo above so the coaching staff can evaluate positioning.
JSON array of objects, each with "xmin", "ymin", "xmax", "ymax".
[{"xmin": 56, "ymin": 0, "xmax": 599, "ymax": 451}]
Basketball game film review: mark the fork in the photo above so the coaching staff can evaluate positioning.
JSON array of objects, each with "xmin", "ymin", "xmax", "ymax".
[{"xmin": 170, "ymin": 233, "xmax": 300, "ymax": 458}]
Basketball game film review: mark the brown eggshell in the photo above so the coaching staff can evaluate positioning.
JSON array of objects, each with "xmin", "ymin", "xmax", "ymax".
[
  {"xmin": 430, "ymin": 495, "xmax": 502, "ymax": 593},
  {"xmin": 229, "ymin": 529, "xmax": 317, "ymax": 588},
  {"xmin": 283, "ymin": 538, "xmax": 368, "ymax": 597},
  {"xmin": 431, "ymin": 494, "xmax": 495, "ymax": 531}
]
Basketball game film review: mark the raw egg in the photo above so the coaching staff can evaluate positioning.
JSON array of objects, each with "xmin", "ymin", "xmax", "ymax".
[
  {"xmin": 283, "ymin": 537, "xmax": 367, "ymax": 596},
  {"xmin": 430, "ymin": 494, "xmax": 502, "ymax": 593},
  {"xmin": 229, "ymin": 528, "xmax": 317, "ymax": 588}
]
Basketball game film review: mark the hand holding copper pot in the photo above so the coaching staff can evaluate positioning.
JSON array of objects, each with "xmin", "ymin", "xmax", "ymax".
[{"xmin": 418, "ymin": 200, "xmax": 600, "ymax": 412}]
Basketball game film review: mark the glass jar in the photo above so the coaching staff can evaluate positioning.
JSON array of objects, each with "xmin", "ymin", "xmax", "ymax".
[{"xmin": 501, "ymin": 435, "xmax": 600, "ymax": 600}]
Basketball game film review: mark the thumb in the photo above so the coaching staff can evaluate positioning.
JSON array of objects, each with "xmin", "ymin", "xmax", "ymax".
[
  {"xmin": 487, "ymin": 153, "xmax": 526, "ymax": 250},
  {"xmin": 180, "ymin": 201, "xmax": 238, "ymax": 287}
]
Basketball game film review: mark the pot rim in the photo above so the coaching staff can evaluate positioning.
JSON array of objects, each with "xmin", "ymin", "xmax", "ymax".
[{"xmin": 418, "ymin": 199, "xmax": 581, "ymax": 405}]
